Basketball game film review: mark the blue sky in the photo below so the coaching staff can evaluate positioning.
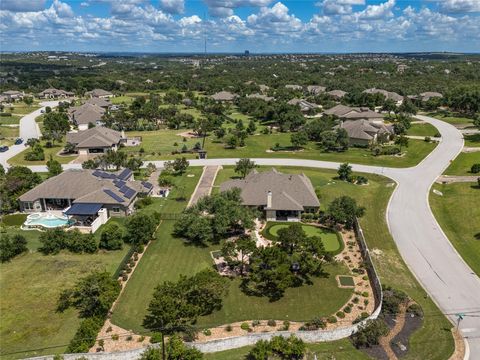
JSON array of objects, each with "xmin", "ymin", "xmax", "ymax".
[{"xmin": 1, "ymin": 0, "xmax": 479, "ymax": 53}]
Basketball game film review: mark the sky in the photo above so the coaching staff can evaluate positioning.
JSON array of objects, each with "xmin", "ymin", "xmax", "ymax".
[{"xmin": 0, "ymin": 0, "xmax": 479, "ymax": 53}]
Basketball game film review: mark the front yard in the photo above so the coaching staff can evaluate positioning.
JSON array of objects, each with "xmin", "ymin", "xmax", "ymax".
[
  {"xmin": 122, "ymin": 128, "xmax": 436, "ymax": 168},
  {"xmin": 430, "ymin": 182, "xmax": 480, "ymax": 276},
  {"xmin": 443, "ymin": 152, "xmax": 480, "ymax": 176}
]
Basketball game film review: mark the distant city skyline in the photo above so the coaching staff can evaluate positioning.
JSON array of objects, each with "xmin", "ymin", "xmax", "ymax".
[{"xmin": 1, "ymin": 0, "xmax": 479, "ymax": 53}]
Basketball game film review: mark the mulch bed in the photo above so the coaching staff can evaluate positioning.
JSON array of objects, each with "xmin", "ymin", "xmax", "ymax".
[
  {"xmin": 361, "ymin": 345, "xmax": 390, "ymax": 360},
  {"xmin": 390, "ymin": 313, "xmax": 423, "ymax": 358}
]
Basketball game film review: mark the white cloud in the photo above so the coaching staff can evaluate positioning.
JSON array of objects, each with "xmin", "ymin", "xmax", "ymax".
[
  {"xmin": 52, "ymin": 0, "xmax": 73, "ymax": 18},
  {"xmin": 160, "ymin": 0, "xmax": 185, "ymax": 14},
  {"xmin": 0, "ymin": 0, "xmax": 45, "ymax": 12},
  {"xmin": 204, "ymin": 0, "xmax": 273, "ymax": 17},
  {"xmin": 179, "ymin": 14, "xmax": 201, "ymax": 26},
  {"xmin": 318, "ymin": 0, "xmax": 365, "ymax": 15},
  {"xmin": 357, "ymin": 0, "xmax": 395, "ymax": 20},
  {"xmin": 438, "ymin": 0, "xmax": 480, "ymax": 13}
]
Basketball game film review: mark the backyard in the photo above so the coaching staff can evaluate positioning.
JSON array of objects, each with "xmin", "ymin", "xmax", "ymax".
[
  {"xmin": 262, "ymin": 222, "xmax": 343, "ymax": 254},
  {"xmin": 430, "ymin": 182, "xmax": 480, "ymax": 276},
  {"xmin": 112, "ymin": 165, "xmax": 454, "ymax": 360},
  {"xmin": 0, "ymin": 223, "xmax": 129, "ymax": 359}
]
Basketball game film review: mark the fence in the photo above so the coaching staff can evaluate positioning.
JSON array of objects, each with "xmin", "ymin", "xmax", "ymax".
[{"xmin": 27, "ymin": 219, "xmax": 383, "ymax": 359}]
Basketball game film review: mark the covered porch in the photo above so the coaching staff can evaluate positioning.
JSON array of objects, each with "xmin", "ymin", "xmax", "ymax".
[{"xmin": 64, "ymin": 203, "xmax": 109, "ymax": 233}]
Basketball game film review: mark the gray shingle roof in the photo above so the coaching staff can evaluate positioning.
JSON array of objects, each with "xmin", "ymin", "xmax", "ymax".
[
  {"xmin": 220, "ymin": 169, "xmax": 320, "ymax": 211},
  {"xmin": 85, "ymin": 88, "xmax": 113, "ymax": 97},
  {"xmin": 66, "ymin": 127, "xmax": 122, "ymax": 149},
  {"xmin": 211, "ymin": 91, "xmax": 238, "ymax": 101},
  {"xmin": 339, "ymin": 120, "xmax": 392, "ymax": 141},
  {"xmin": 18, "ymin": 169, "xmax": 149, "ymax": 205},
  {"xmin": 69, "ymin": 103, "xmax": 105, "ymax": 125}
]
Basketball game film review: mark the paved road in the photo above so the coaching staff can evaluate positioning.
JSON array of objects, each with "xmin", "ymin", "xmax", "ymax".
[
  {"xmin": 4, "ymin": 107, "xmax": 480, "ymax": 357},
  {"xmin": 187, "ymin": 165, "xmax": 221, "ymax": 207},
  {"xmin": 0, "ymin": 101, "xmax": 59, "ymax": 168}
]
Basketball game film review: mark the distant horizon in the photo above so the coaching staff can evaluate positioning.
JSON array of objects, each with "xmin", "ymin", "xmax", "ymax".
[{"xmin": 1, "ymin": 1, "xmax": 479, "ymax": 53}]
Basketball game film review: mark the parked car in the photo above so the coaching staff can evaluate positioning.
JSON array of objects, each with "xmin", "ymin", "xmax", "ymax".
[
  {"xmin": 40, "ymin": 109, "xmax": 45, "ymax": 113},
  {"xmin": 14, "ymin": 138, "xmax": 23, "ymax": 145},
  {"xmin": 0, "ymin": 145, "xmax": 9, "ymax": 152}
]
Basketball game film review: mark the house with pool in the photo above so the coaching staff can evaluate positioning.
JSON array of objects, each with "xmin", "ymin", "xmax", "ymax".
[
  {"xmin": 219, "ymin": 168, "xmax": 320, "ymax": 221},
  {"xmin": 19, "ymin": 168, "xmax": 153, "ymax": 233}
]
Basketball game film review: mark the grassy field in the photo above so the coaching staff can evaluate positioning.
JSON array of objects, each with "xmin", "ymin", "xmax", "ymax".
[
  {"xmin": 407, "ymin": 123, "xmax": 439, "ymax": 137},
  {"xmin": 427, "ymin": 113, "xmax": 474, "ymax": 125},
  {"xmin": 262, "ymin": 222, "xmax": 342, "ymax": 253},
  {"xmin": 464, "ymin": 133, "xmax": 480, "ymax": 147},
  {"xmin": 124, "ymin": 128, "xmax": 436, "ymax": 167},
  {"xmin": 4, "ymin": 103, "xmax": 40, "ymax": 115},
  {"xmin": 0, "ymin": 226, "xmax": 129, "ymax": 359},
  {"xmin": 430, "ymin": 182, "xmax": 480, "ymax": 276},
  {"xmin": 0, "ymin": 125, "xmax": 19, "ymax": 145},
  {"xmin": 0, "ymin": 114, "xmax": 22, "ymax": 125},
  {"xmin": 444, "ymin": 152, "xmax": 480, "ymax": 176},
  {"xmin": 7, "ymin": 140, "xmax": 77, "ymax": 166},
  {"xmin": 215, "ymin": 166, "xmax": 454, "ymax": 360},
  {"xmin": 205, "ymin": 338, "xmax": 371, "ymax": 360}
]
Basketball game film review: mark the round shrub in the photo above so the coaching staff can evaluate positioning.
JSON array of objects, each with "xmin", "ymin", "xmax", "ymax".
[
  {"xmin": 225, "ymin": 324, "xmax": 233, "ymax": 332},
  {"xmin": 241, "ymin": 322, "xmax": 251, "ymax": 332},
  {"xmin": 407, "ymin": 303, "xmax": 424, "ymax": 317},
  {"xmin": 282, "ymin": 320, "xmax": 290, "ymax": 330},
  {"xmin": 203, "ymin": 329, "xmax": 211, "ymax": 336},
  {"xmin": 252, "ymin": 320, "xmax": 261, "ymax": 327},
  {"xmin": 267, "ymin": 319, "xmax": 277, "ymax": 327},
  {"xmin": 344, "ymin": 306, "xmax": 352, "ymax": 314},
  {"xmin": 111, "ymin": 334, "xmax": 119, "ymax": 341},
  {"xmin": 352, "ymin": 297, "xmax": 360, "ymax": 304},
  {"xmin": 362, "ymin": 291, "xmax": 369, "ymax": 298},
  {"xmin": 336, "ymin": 311, "xmax": 345, "ymax": 318},
  {"xmin": 471, "ymin": 163, "xmax": 480, "ymax": 174},
  {"xmin": 327, "ymin": 316, "xmax": 337, "ymax": 324}
]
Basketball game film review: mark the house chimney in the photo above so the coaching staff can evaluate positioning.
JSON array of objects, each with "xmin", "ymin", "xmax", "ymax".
[
  {"xmin": 267, "ymin": 190, "xmax": 272, "ymax": 209},
  {"xmin": 121, "ymin": 130, "xmax": 125, "ymax": 139}
]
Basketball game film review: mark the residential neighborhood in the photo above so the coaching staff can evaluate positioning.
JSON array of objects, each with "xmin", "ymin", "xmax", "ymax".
[{"xmin": 0, "ymin": 1, "xmax": 479, "ymax": 359}]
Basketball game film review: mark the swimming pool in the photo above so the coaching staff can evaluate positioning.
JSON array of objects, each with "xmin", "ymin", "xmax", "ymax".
[{"xmin": 23, "ymin": 212, "xmax": 73, "ymax": 229}]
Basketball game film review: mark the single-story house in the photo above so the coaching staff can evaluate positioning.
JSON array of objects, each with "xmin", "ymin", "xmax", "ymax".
[
  {"xmin": 85, "ymin": 97, "xmax": 111, "ymax": 109},
  {"xmin": 306, "ymin": 85, "xmax": 326, "ymax": 95},
  {"xmin": 66, "ymin": 126, "xmax": 126, "ymax": 155},
  {"xmin": 247, "ymin": 93, "xmax": 274, "ymax": 102},
  {"xmin": 363, "ymin": 88, "xmax": 404, "ymax": 105},
  {"xmin": 211, "ymin": 91, "xmax": 238, "ymax": 102},
  {"xmin": 338, "ymin": 119, "xmax": 393, "ymax": 146},
  {"xmin": 418, "ymin": 92, "xmax": 443, "ymax": 102},
  {"xmin": 327, "ymin": 90, "xmax": 347, "ymax": 100},
  {"xmin": 258, "ymin": 84, "xmax": 270, "ymax": 93},
  {"xmin": 1, "ymin": 90, "xmax": 24, "ymax": 101},
  {"xmin": 38, "ymin": 88, "xmax": 74, "ymax": 99},
  {"xmin": 220, "ymin": 169, "xmax": 320, "ymax": 221},
  {"xmin": 287, "ymin": 98, "xmax": 319, "ymax": 112},
  {"xmin": 324, "ymin": 105, "xmax": 384, "ymax": 123},
  {"xmin": 68, "ymin": 103, "xmax": 106, "ymax": 130},
  {"xmin": 285, "ymin": 84, "xmax": 303, "ymax": 91},
  {"xmin": 85, "ymin": 89, "xmax": 114, "ymax": 98},
  {"xmin": 19, "ymin": 169, "xmax": 153, "ymax": 231}
]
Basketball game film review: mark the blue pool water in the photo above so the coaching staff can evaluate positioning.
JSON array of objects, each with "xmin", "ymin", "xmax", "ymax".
[{"xmin": 24, "ymin": 213, "xmax": 72, "ymax": 228}]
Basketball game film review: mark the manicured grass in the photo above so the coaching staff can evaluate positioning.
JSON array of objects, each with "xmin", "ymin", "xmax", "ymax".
[
  {"xmin": 124, "ymin": 128, "xmax": 436, "ymax": 167},
  {"xmin": 215, "ymin": 167, "xmax": 454, "ymax": 360},
  {"xmin": 444, "ymin": 152, "xmax": 480, "ymax": 176},
  {"xmin": 427, "ymin": 113, "xmax": 474, "ymax": 125},
  {"xmin": 262, "ymin": 222, "xmax": 342, "ymax": 253},
  {"xmin": 0, "ymin": 214, "xmax": 27, "ymax": 226},
  {"xmin": 339, "ymin": 275, "xmax": 355, "ymax": 287},
  {"xmin": 0, "ymin": 125, "xmax": 19, "ymax": 141},
  {"xmin": 6, "ymin": 103, "xmax": 40, "ymax": 115},
  {"xmin": 430, "ymin": 182, "xmax": 480, "ymax": 276},
  {"xmin": 407, "ymin": 123, "xmax": 439, "ymax": 137},
  {"xmin": 0, "ymin": 114, "xmax": 22, "ymax": 125},
  {"xmin": 7, "ymin": 140, "xmax": 77, "ymax": 166},
  {"xmin": 0, "ymin": 231, "xmax": 129, "ymax": 359},
  {"xmin": 464, "ymin": 133, "xmax": 480, "ymax": 147},
  {"xmin": 205, "ymin": 338, "xmax": 371, "ymax": 360},
  {"xmin": 110, "ymin": 95, "xmax": 134, "ymax": 105}
]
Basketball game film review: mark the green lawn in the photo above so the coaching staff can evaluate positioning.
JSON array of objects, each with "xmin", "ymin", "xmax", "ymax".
[
  {"xmin": 205, "ymin": 338, "xmax": 371, "ymax": 360},
  {"xmin": 444, "ymin": 152, "xmax": 480, "ymax": 176},
  {"xmin": 430, "ymin": 182, "xmax": 480, "ymax": 276},
  {"xmin": 407, "ymin": 123, "xmax": 439, "ymax": 137},
  {"xmin": 215, "ymin": 167, "xmax": 454, "ymax": 360},
  {"xmin": 0, "ymin": 125, "xmax": 19, "ymax": 145},
  {"xmin": 111, "ymin": 95, "xmax": 134, "ymax": 105},
  {"xmin": 7, "ymin": 140, "xmax": 77, "ymax": 166},
  {"xmin": 262, "ymin": 222, "xmax": 342, "ymax": 253},
  {"xmin": 0, "ymin": 114, "xmax": 22, "ymax": 125},
  {"xmin": 6, "ymin": 103, "xmax": 40, "ymax": 115},
  {"xmin": 124, "ymin": 128, "xmax": 436, "ymax": 167},
  {"xmin": 0, "ymin": 229, "xmax": 129, "ymax": 359},
  {"xmin": 464, "ymin": 133, "xmax": 480, "ymax": 147},
  {"xmin": 427, "ymin": 113, "xmax": 474, "ymax": 126}
]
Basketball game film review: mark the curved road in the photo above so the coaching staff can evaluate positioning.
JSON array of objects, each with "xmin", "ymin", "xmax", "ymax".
[
  {"xmin": 0, "ymin": 101, "xmax": 59, "ymax": 168},
  {"xmin": 5, "ymin": 109, "xmax": 480, "ymax": 357}
]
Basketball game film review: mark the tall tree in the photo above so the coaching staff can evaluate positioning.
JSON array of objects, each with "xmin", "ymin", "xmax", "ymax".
[{"xmin": 234, "ymin": 158, "xmax": 256, "ymax": 179}]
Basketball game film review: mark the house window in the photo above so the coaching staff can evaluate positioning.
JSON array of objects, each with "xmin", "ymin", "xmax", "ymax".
[
  {"xmin": 112, "ymin": 207, "xmax": 120, "ymax": 213},
  {"xmin": 24, "ymin": 202, "xmax": 33, "ymax": 210}
]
